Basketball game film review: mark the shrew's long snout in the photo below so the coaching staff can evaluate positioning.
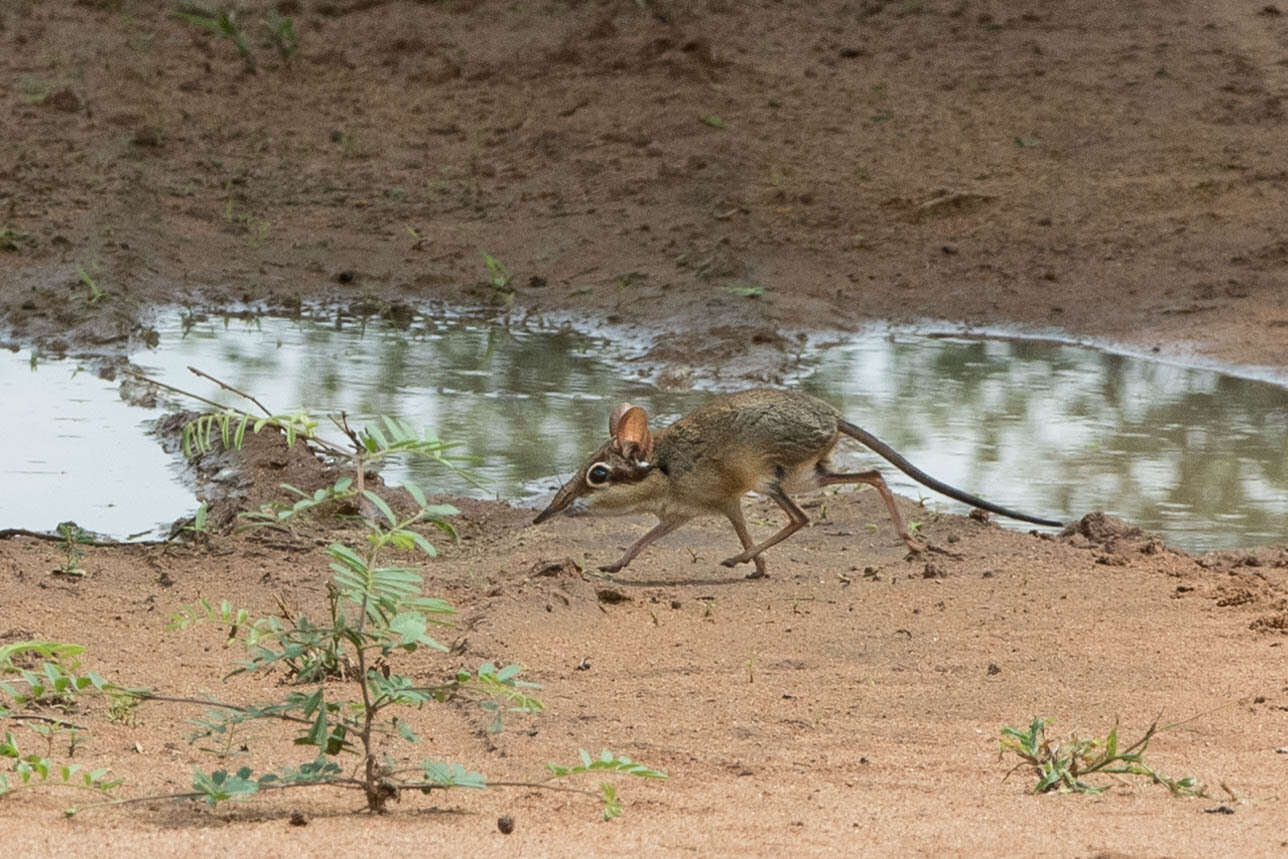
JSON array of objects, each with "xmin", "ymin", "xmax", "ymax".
[{"xmin": 533, "ymin": 481, "xmax": 578, "ymax": 524}]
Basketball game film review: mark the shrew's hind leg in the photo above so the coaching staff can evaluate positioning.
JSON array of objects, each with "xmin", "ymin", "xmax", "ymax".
[{"xmin": 815, "ymin": 466, "xmax": 927, "ymax": 553}]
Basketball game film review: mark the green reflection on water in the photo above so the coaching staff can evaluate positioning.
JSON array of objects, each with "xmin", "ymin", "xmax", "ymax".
[{"xmin": 799, "ymin": 335, "xmax": 1287, "ymax": 550}]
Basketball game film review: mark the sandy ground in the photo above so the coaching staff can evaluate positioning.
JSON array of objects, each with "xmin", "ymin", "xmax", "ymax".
[{"xmin": 2, "ymin": 1, "xmax": 1287, "ymax": 855}]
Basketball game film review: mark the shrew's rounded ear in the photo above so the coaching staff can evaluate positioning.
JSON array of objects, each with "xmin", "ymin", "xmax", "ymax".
[
  {"xmin": 609, "ymin": 402, "xmax": 634, "ymax": 436},
  {"xmin": 611, "ymin": 405, "xmax": 653, "ymax": 462}
]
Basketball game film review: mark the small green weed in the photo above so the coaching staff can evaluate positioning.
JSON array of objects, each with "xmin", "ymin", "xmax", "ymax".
[
  {"xmin": 54, "ymin": 523, "xmax": 91, "ymax": 577},
  {"xmin": 264, "ymin": 9, "xmax": 297, "ymax": 61},
  {"xmin": 481, "ymin": 252, "xmax": 512, "ymax": 290},
  {"xmin": 723, "ymin": 282, "xmax": 764, "ymax": 299},
  {"xmin": 545, "ymin": 749, "xmax": 668, "ymax": 820},
  {"xmin": 176, "ymin": 7, "xmax": 255, "ymax": 72},
  {"xmin": 1000, "ymin": 716, "xmax": 1204, "ymax": 796},
  {"xmin": 76, "ymin": 266, "xmax": 108, "ymax": 305},
  {"xmin": 0, "ymin": 226, "xmax": 31, "ymax": 253},
  {"xmin": 182, "ymin": 502, "xmax": 209, "ymax": 537}
]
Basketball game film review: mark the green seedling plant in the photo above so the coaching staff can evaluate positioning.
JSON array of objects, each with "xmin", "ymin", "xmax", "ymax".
[
  {"xmin": 179, "ymin": 502, "xmax": 209, "ymax": 538},
  {"xmin": 264, "ymin": 8, "xmax": 297, "ymax": 61},
  {"xmin": 176, "ymin": 7, "xmax": 255, "ymax": 72},
  {"xmin": 76, "ymin": 265, "xmax": 107, "ymax": 305},
  {"xmin": 481, "ymin": 251, "xmax": 512, "ymax": 290},
  {"xmin": 54, "ymin": 522, "xmax": 91, "ymax": 577},
  {"xmin": 723, "ymin": 282, "xmax": 764, "ymax": 298},
  {"xmin": 22, "ymin": 719, "xmax": 88, "ymax": 761},
  {"xmin": 1, "ymin": 226, "xmax": 31, "ymax": 253},
  {"xmin": 165, "ymin": 495, "xmax": 541, "ymax": 814},
  {"xmin": 237, "ymin": 476, "xmax": 356, "ymax": 535},
  {"xmin": 1000, "ymin": 716, "xmax": 1204, "ymax": 796},
  {"xmin": 546, "ymin": 749, "xmax": 668, "ymax": 820}
]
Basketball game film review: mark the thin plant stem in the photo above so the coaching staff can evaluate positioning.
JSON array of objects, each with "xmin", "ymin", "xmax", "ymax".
[{"xmin": 187, "ymin": 366, "xmax": 272, "ymax": 417}]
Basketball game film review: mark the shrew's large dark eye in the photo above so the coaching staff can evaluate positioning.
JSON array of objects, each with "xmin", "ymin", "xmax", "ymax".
[{"xmin": 586, "ymin": 462, "xmax": 611, "ymax": 487}]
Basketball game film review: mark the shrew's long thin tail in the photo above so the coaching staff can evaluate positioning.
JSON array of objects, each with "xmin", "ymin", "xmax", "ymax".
[{"xmin": 837, "ymin": 419, "xmax": 1064, "ymax": 528}]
